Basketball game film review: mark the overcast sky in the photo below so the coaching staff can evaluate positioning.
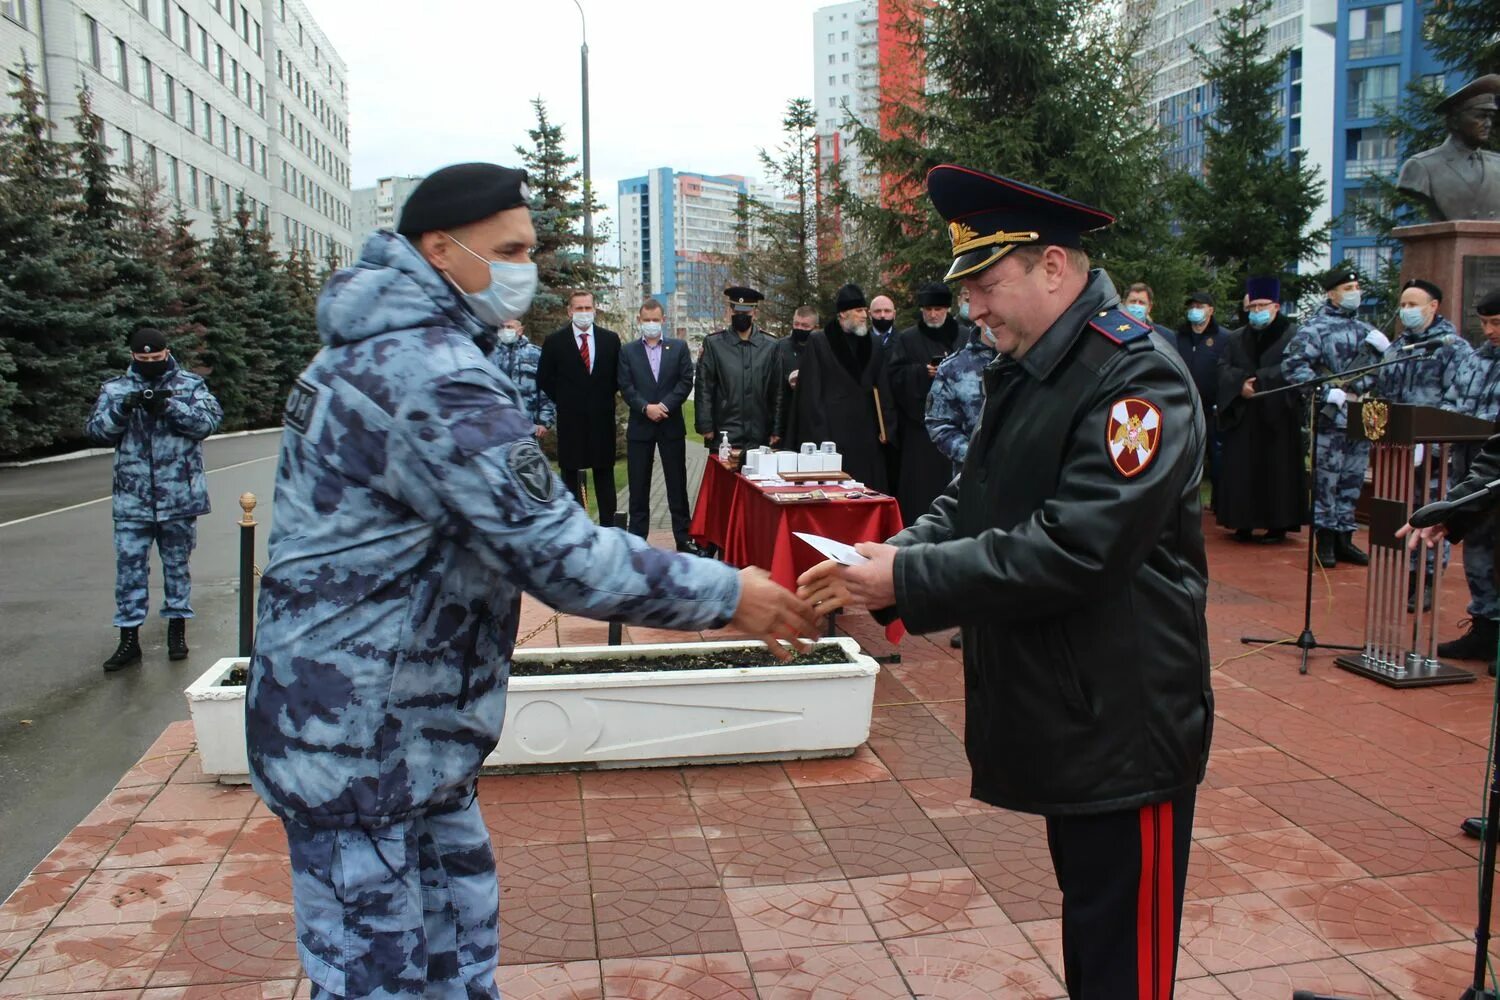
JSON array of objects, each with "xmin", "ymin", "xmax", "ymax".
[{"xmin": 313, "ymin": 0, "xmax": 829, "ymax": 243}]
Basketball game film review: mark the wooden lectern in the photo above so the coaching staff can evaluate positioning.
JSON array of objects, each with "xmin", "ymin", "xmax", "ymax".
[{"xmin": 1337, "ymin": 401, "xmax": 1493, "ymax": 687}]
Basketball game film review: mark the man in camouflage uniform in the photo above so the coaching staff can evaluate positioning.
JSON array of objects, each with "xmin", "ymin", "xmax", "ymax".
[
  {"xmin": 488, "ymin": 318, "xmax": 553, "ymax": 438},
  {"xmin": 247, "ymin": 163, "xmax": 817, "ymax": 1000},
  {"xmin": 86, "ymin": 327, "xmax": 223, "ymax": 671},
  {"xmin": 1379, "ymin": 278, "xmax": 1475, "ymax": 609},
  {"xmin": 1438, "ymin": 289, "xmax": 1500, "ymax": 661},
  {"xmin": 1281, "ymin": 265, "xmax": 1387, "ymax": 568},
  {"xmin": 925, "ymin": 322, "xmax": 997, "ymax": 479}
]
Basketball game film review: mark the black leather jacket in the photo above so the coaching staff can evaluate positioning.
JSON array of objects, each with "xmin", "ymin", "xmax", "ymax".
[
  {"xmin": 880, "ymin": 272, "xmax": 1212, "ymax": 816},
  {"xmin": 1444, "ymin": 426, "xmax": 1500, "ymax": 542},
  {"xmin": 694, "ymin": 328, "xmax": 781, "ymax": 448}
]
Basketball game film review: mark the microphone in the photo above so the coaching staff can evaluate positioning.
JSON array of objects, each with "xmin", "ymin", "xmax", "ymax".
[
  {"xmin": 1396, "ymin": 338, "xmax": 1442, "ymax": 354},
  {"xmin": 1409, "ymin": 478, "xmax": 1500, "ymax": 527},
  {"xmin": 1293, "ymin": 993, "xmax": 1356, "ymax": 1000}
]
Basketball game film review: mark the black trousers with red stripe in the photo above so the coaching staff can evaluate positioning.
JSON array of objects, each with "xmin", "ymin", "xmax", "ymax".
[{"xmin": 1044, "ymin": 787, "xmax": 1196, "ymax": 1000}]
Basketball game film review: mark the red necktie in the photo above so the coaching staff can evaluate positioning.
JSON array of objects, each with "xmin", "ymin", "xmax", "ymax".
[{"xmin": 579, "ymin": 332, "xmax": 591, "ymax": 372}]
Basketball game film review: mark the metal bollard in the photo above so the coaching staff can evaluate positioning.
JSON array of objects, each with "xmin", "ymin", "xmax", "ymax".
[
  {"xmin": 238, "ymin": 492, "xmax": 257, "ymax": 657},
  {"xmin": 608, "ymin": 513, "xmax": 627, "ymax": 646}
]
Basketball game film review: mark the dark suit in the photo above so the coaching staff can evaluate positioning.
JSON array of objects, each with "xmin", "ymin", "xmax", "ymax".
[
  {"xmin": 618, "ymin": 336, "xmax": 695, "ymax": 547},
  {"xmin": 538, "ymin": 323, "xmax": 621, "ymax": 526}
]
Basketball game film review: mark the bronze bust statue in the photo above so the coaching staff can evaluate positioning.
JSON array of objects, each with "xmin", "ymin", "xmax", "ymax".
[{"xmin": 1396, "ymin": 74, "xmax": 1500, "ymax": 222}]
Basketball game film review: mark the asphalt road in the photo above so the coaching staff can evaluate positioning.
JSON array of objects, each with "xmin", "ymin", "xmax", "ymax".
[{"xmin": 0, "ymin": 431, "xmax": 281, "ymax": 898}]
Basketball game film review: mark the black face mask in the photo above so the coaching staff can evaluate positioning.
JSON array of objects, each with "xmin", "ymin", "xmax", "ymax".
[
  {"xmin": 731, "ymin": 314, "xmax": 753, "ymax": 333},
  {"xmin": 133, "ymin": 358, "xmax": 170, "ymax": 380},
  {"xmin": 872, "ymin": 318, "xmax": 895, "ymax": 334},
  {"xmin": 792, "ymin": 328, "xmax": 813, "ymax": 343}
]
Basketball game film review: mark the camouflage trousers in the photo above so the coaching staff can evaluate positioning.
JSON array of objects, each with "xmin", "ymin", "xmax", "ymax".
[
  {"xmin": 1312, "ymin": 429, "xmax": 1369, "ymax": 532},
  {"xmin": 284, "ymin": 795, "xmax": 500, "ymax": 999},
  {"xmin": 113, "ymin": 518, "xmax": 196, "ymax": 628},
  {"xmin": 1462, "ymin": 516, "xmax": 1498, "ymax": 620}
]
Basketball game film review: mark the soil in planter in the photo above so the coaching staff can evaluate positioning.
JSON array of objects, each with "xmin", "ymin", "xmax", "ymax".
[
  {"xmin": 512, "ymin": 643, "xmax": 852, "ymax": 678},
  {"xmin": 222, "ymin": 665, "xmax": 249, "ymax": 686}
]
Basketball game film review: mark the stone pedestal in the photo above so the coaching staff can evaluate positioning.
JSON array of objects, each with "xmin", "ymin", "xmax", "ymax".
[{"xmin": 1394, "ymin": 220, "xmax": 1500, "ymax": 342}]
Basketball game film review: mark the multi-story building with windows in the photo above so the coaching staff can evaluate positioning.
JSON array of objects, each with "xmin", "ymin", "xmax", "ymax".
[
  {"xmin": 617, "ymin": 168, "xmax": 796, "ymax": 344},
  {"xmin": 0, "ymin": 0, "xmax": 352, "ymax": 263},
  {"xmin": 1131, "ymin": 0, "xmax": 1337, "ymax": 276},
  {"xmin": 813, "ymin": 0, "xmax": 879, "ymax": 205},
  {"xmin": 352, "ymin": 174, "xmax": 423, "ymax": 238},
  {"xmin": 1329, "ymin": 0, "xmax": 1460, "ymax": 279}
]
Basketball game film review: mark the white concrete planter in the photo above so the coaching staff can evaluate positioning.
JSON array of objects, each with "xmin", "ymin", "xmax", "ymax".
[
  {"xmin": 185, "ymin": 637, "xmax": 878, "ymax": 783},
  {"xmin": 486, "ymin": 637, "xmax": 878, "ymax": 770},
  {"xmin": 183, "ymin": 657, "xmax": 251, "ymax": 783}
]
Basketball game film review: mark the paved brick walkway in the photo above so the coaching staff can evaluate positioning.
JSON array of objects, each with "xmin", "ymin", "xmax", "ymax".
[
  {"xmin": 615, "ymin": 438, "xmax": 709, "ymax": 532},
  {"xmin": 2, "ymin": 520, "xmax": 1498, "ymax": 997}
]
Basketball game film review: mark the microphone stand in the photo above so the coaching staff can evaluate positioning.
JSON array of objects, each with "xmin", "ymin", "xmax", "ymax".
[{"xmin": 1239, "ymin": 352, "xmax": 1430, "ymax": 674}]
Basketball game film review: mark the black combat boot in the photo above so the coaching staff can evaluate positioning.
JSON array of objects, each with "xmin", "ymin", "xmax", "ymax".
[
  {"xmin": 1315, "ymin": 530, "xmax": 1337, "ymax": 569},
  {"xmin": 1334, "ymin": 531, "xmax": 1369, "ymax": 566},
  {"xmin": 1407, "ymin": 571, "xmax": 1435, "ymax": 613},
  {"xmin": 103, "ymin": 627, "xmax": 142, "ymax": 672},
  {"xmin": 1438, "ymin": 618, "xmax": 1499, "ymax": 661},
  {"xmin": 950, "ymin": 632, "xmax": 962, "ymax": 649},
  {"xmin": 168, "ymin": 618, "xmax": 189, "ymax": 661}
]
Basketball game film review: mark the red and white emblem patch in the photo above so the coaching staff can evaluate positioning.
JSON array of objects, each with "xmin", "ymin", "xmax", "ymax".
[{"xmin": 1106, "ymin": 397, "xmax": 1161, "ymax": 478}]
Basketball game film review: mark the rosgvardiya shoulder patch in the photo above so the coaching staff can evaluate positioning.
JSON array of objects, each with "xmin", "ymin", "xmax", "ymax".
[
  {"xmin": 1107, "ymin": 397, "xmax": 1161, "ymax": 478},
  {"xmin": 508, "ymin": 438, "xmax": 554, "ymax": 503}
]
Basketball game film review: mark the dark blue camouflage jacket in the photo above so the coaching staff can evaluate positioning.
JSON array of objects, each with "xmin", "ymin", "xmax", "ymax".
[
  {"xmin": 486, "ymin": 339, "xmax": 554, "ymax": 429},
  {"xmin": 1377, "ymin": 315, "xmax": 1473, "ymax": 410},
  {"xmin": 1281, "ymin": 302, "xmax": 1383, "ymax": 431},
  {"xmin": 85, "ymin": 359, "xmax": 223, "ymax": 522},
  {"xmin": 247, "ymin": 231, "xmax": 741, "ymax": 829},
  {"xmin": 924, "ymin": 328, "xmax": 994, "ymax": 474},
  {"xmin": 1444, "ymin": 343, "xmax": 1500, "ymax": 423}
]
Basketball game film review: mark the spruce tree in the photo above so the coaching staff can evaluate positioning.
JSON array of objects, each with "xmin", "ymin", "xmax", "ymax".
[
  {"xmin": 197, "ymin": 209, "xmax": 254, "ymax": 428},
  {"xmin": 517, "ymin": 98, "xmax": 612, "ymax": 333},
  {"xmin": 838, "ymin": 0, "xmax": 1200, "ymax": 312},
  {"xmin": 230, "ymin": 195, "xmax": 287, "ymax": 427},
  {"xmin": 1427, "ymin": 0, "xmax": 1500, "ymax": 77},
  {"xmin": 1173, "ymin": 0, "xmax": 1329, "ymax": 298},
  {"xmin": 276, "ymin": 248, "xmax": 323, "ymax": 399},
  {"xmin": 0, "ymin": 67, "xmax": 116, "ymax": 455},
  {"xmin": 164, "ymin": 210, "xmax": 211, "ymax": 372}
]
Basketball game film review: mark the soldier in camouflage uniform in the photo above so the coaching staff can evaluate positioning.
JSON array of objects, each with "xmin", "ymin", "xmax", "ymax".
[
  {"xmin": 925, "ymin": 323, "xmax": 997, "ymax": 478},
  {"xmin": 487, "ymin": 318, "xmax": 554, "ymax": 437},
  {"xmin": 1436, "ymin": 289, "xmax": 1500, "ymax": 659},
  {"xmin": 1281, "ymin": 266, "xmax": 1388, "ymax": 568},
  {"xmin": 247, "ymin": 163, "xmax": 817, "ymax": 1000},
  {"xmin": 1379, "ymin": 278, "xmax": 1475, "ymax": 609},
  {"xmin": 86, "ymin": 327, "xmax": 223, "ymax": 671}
]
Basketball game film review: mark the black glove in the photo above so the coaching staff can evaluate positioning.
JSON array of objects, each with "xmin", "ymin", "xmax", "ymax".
[
  {"xmin": 121, "ymin": 392, "xmax": 142, "ymax": 413},
  {"xmin": 141, "ymin": 388, "xmax": 174, "ymax": 415}
]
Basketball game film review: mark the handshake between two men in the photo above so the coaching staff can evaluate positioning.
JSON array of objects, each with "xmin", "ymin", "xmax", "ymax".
[{"xmin": 729, "ymin": 543, "xmax": 902, "ymax": 661}]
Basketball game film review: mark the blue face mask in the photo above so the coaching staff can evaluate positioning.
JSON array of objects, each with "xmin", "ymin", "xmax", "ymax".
[
  {"xmin": 1186, "ymin": 307, "xmax": 1207, "ymax": 325},
  {"xmin": 1248, "ymin": 309, "xmax": 1274, "ymax": 329},
  {"xmin": 444, "ymin": 234, "xmax": 537, "ymax": 327},
  {"xmin": 958, "ymin": 301, "xmax": 970, "ymax": 321},
  {"xmin": 1399, "ymin": 305, "xmax": 1427, "ymax": 330},
  {"xmin": 1125, "ymin": 302, "xmax": 1149, "ymax": 321}
]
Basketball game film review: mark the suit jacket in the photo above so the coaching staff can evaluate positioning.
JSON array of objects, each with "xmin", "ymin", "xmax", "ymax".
[
  {"xmin": 1397, "ymin": 135, "xmax": 1500, "ymax": 222},
  {"xmin": 618, "ymin": 337, "xmax": 693, "ymax": 442},
  {"xmin": 538, "ymin": 323, "xmax": 621, "ymax": 469}
]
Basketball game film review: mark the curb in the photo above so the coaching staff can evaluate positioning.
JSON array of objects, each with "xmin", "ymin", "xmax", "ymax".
[{"xmin": 0, "ymin": 427, "xmax": 282, "ymax": 469}]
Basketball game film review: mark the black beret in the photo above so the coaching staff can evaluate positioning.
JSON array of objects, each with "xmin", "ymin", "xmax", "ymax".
[
  {"xmin": 397, "ymin": 163, "xmax": 530, "ymax": 237},
  {"xmin": 130, "ymin": 327, "xmax": 167, "ymax": 354},
  {"xmin": 1185, "ymin": 290, "xmax": 1215, "ymax": 307},
  {"xmin": 835, "ymin": 284, "xmax": 867, "ymax": 312},
  {"xmin": 1403, "ymin": 278, "xmax": 1443, "ymax": 302},
  {"xmin": 927, "ymin": 164, "xmax": 1113, "ymax": 281},
  {"xmin": 915, "ymin": 281, "xmax": 953, "ymax": 307},
  {"xmin": 1477, "ymin": 289, "xmax": 1500, "ymax": 317},
  {"xmin": 724, "ymin": 286, "xmax": 764, "ymax": 309},
  {"xmin": 1320, "ymin": 264, "xmax": 1361, "ymax": 291}
]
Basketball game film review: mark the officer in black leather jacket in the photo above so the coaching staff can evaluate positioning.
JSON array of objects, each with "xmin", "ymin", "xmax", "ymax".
[{"xmin": 800, "ymin": 165, "xmax": 1211, "ymax": 1000}]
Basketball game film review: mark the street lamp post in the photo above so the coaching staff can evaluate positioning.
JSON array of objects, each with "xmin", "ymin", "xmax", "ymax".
[{"xmin": 570, "ymin": 0, "xmax": 593, "ymax": 268}]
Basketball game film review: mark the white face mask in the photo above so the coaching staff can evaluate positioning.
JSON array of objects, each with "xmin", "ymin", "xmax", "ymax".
[
  {"xmin": 572, "ymin": 310, "xmax": 595, "ymax": 331},
  {"xmin": 640, "ymin": 321, "xmax": 662, "ymax": 341},
  {"xmin": 498, "ymin": 328, "xmax": 520, "ymax": 346},
  {"xmin": 443, "ymin": 233, "xmax": 537, "ymax": 327}
]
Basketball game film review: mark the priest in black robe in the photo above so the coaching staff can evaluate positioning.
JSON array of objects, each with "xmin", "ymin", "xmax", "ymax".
[
  {"xmin": 794, "ymin": 284, "xmax": 897, "ymax": 493},
  {"xmin": 887, "ymin": 281, "xmax": 965, "ymax": 523},
  {"xmin": 1214, "ymin": 277, "xmax": 1306, "ymax": 541}
]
